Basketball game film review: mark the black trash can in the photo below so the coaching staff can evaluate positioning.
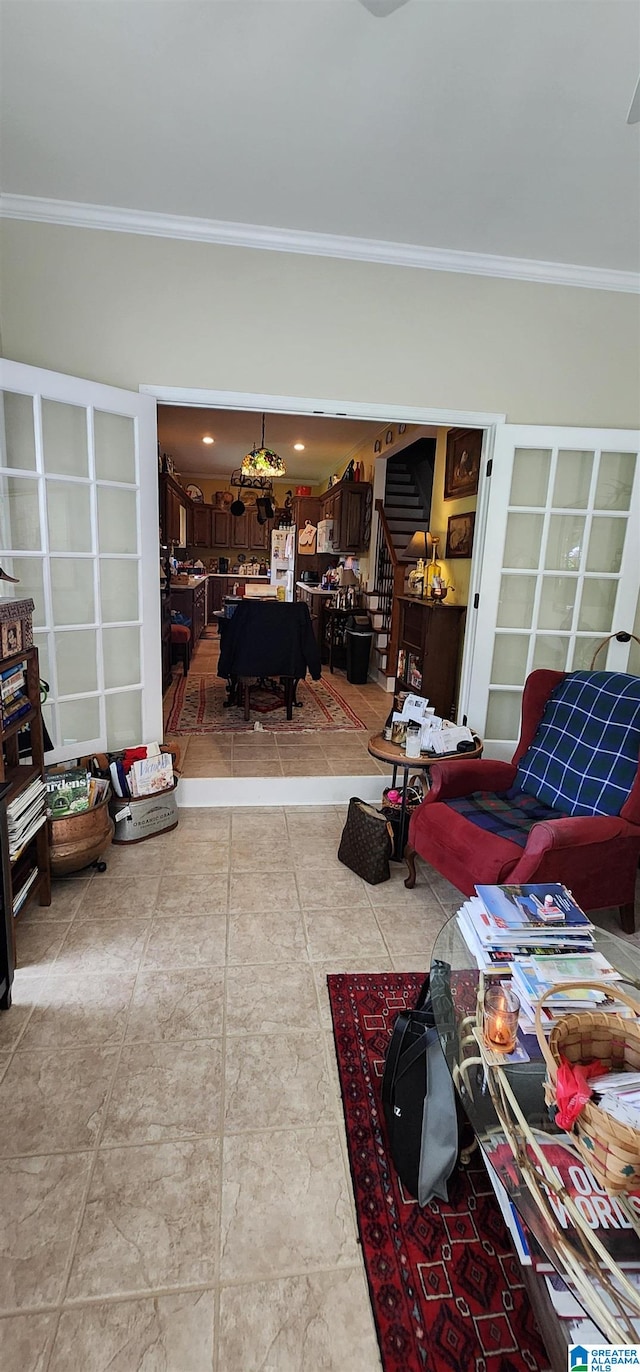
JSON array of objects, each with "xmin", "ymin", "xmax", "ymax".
[{"xmin": 345, "ymin": 613, "xmax": 374, "ymax": 684}]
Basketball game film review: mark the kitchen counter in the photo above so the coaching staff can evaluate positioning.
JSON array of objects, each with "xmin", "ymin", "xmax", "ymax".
[
  {"xmin": 295, "ymin": 581, "xmax": 334, "ymax": 597},
  {"xmin": 208, "ymin": 573, "xmax": 269, "ymax": 580}
]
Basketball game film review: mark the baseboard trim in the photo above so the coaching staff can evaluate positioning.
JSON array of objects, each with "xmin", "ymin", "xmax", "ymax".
[{"xmin": 177, "ymin": 772, "xmax": 392, "ymax": 807}]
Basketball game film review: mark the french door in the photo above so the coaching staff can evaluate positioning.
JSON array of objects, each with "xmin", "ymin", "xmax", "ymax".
[
  {"xmin": 0, "ymin": 360, "xmax": 161, "ymax": 762},
  {"xmin": 464, "ymin": 425, "xmax": 640, "ymax": 759}
]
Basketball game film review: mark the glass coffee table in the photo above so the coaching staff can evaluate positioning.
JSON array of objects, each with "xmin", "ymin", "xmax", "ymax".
[{"xmin": 431, "ymin": 914, "xmax": 640, "ymax": 1360}]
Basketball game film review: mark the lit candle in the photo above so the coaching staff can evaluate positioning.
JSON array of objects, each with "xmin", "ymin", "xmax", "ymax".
[{"xmin": 483, "ymin": 986, "xmax": 520, "ymax": 1054}]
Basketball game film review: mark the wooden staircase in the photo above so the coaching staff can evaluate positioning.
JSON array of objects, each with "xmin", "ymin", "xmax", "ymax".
[{"xmin": 362, "ymin": 502, "xmax": 409, "ymax": 689}]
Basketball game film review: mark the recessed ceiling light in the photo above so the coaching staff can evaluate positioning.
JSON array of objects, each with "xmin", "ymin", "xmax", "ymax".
[
  {"xmin": 202, "ymin": 435, "xmax": 214, "ymax": 445},
  {"xmin": 293, "ymin": 442, "xmax": 305, "ymax": 451}
]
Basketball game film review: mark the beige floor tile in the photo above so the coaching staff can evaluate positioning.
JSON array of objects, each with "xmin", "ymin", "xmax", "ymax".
[
  {"xmin": 49, "ymin": 1291, "xmax": 216, "ymax": 1372},
  {"xmin": 290, "ymin": 836, "xmax": 340, "ymax": 868},
  {"xmin": 125, "ymin": 968, "xmax": 225, "ymax": 1043},
  {"xmin": 220, "ymin": 1128, "xmax": 358, "ymax": 1281},
  {"xmin": 232, "ymin": 759, "xmax": 284, "ymax": 777},
  {"xmin": 14, "ymin": 921, "xmax": 72, "ymax": 977},
  {"xmin": 0, "ymin": 1152, "xmax": 91, "ymax": 1311},
  {"xmin": 21, "ymin": 878, "xmax": 91, "ymax": 923},
  {"xmin": 99, "ymin": 842, "xmax": 167, "ymax": 877},
  {"xmin": 0, "ymin": 1312, "xmax": 57, "ymax": 1371},
  {"xmin": 281, "ymin": 758, "xmax": 331, "ymax": 776},
  {"xmin": 77, "ymin": 877, "xmax": 161, "ymax": 919},
  {"xmin": 231, "ymin": 740, "xmax": 279, "ymax": 756},
  {"xmin": 296, "ymin": 865, "xmax": 371, "ymax": 909},
  {"xmin": 218, "ymin": 1268, "xmax": 381, "ymax": 1372},
  {"xmin": 67, "ymin": 1140, "xmax": 220, "ymax": 1299},
  {"xmin": 102, "ymin": 1039, "xmax": 222, "ymax": 1145},
  {"xmin": 175, "ymin": 807, "xmax": 232, "ymax": 837},
  {"xmin": 303, "ymin": 907, "xmax": 388, "ymax": 962},
  {"xmin": 0, "ymin": 976, "xmax": 44, "ymax": 1051},
  {"xmin": 312, "ymin": 957, "xmax": 394, "ymax": 1029},
  {"xmin": 319, "ymin": 737, "xmax": 371, "ymax": 756},
  {"xmin": 225, "ymin": 1033, "xmax": 334, "ymax": 1133},
  {"xmin": 373, "ymin": 906, "xmax": 445, "ymax": 958},
  {"xmin": 229, "ymin": 870, "xmax": 299, "ymax": 913},
  {"xmin": 0, "ymin": 1046, "xmax": 117, "ymax": 1156},
  {"xmin": 367, "ymin": 872, "xmax": 443, "ymax": 910},
  {"xmin": 153, "ymin": 875, "xmax": 229, "ymax": 918},
  {"xmin": 162, "ymin": 841, "xmax": 230, "ymax": 874},
  {"xmin": 227, "ymin": 909, "xmax": 308, "ymax": 965},
  {"xmin": 52, "ymin": 921, "xmax": 151, "ymax": 977},
  {"xmin": 226, "ymin": 964, "xmax": 320, "ymax": 1036},
  {"xmin": 390, "ymin": 954, "xmax": 433, "ymax": 972},
  {"xmin": 183, "ymin": 756, "xmax": 233, "ymax": 777},
  {"xmin": 328, "ymin": 759, "xmax": 383, "ymax": 776},
  {"xmin": 231, "ymin": 809, "xmax": 288, "ymax": 841},
  {"xmin": 230, "ymin": 836, "xmax": 294, "ymax": 871},
  {"xmin": 142, "ymin": 914, "xmax": 227, "ymax": 969},
  {"xmin": 286, "ymin": 810, "xmax": 342, "ymax": 837},
  {"xmin": 19, "ymin": 974, "xmax": 136, "ymax": 1050}
]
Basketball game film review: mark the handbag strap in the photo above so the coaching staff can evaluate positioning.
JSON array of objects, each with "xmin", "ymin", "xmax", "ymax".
[{"xmin": 382, "ymin": 1011, "xmax": 412, "ymax": 1107}]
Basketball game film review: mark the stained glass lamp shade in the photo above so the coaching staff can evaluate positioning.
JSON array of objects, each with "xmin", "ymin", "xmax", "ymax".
[{"xmin": 242, "ymin": 415, "xmax": 286, "ymax": 478}]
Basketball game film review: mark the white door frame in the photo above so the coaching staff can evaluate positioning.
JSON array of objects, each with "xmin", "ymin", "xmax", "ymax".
[{"xmin": 141, "ymin": 382, "xmax": 506, "ymax": 718}]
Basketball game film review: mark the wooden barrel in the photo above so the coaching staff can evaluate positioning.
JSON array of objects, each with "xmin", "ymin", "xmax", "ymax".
[{"xmin": 48, "ymin": 792, "xmax": 114, "ymax": 876}]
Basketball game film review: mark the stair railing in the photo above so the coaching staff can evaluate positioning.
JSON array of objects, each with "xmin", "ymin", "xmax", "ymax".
[{"xmin": 374, "ymin": 500, "xmax": 408, "ymax": 680}]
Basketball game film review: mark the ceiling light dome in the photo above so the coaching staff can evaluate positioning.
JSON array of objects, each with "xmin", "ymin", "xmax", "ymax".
[{"xmin": 241, "ymin": 414, "xmax": 286, "ymax": 477}]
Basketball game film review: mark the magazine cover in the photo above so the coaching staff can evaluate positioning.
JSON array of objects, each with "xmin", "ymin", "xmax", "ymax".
[
  {"xmin": 475, "ymin": 883, "xmax": 591, "ymax": 931},
  {"xmin": 483, "ymin": 1132, "xmax": 640, "ymax": 1271}
]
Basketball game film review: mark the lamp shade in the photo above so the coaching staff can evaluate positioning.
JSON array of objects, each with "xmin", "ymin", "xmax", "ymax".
[{"xmin": 404, "ymin": 530, "xmax": 434, "ymax": 561}]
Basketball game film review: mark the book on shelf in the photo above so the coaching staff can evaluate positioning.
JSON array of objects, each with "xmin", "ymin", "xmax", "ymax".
[
  {"xmin": 45, "ymin": 766, "xmax": 90, "ymax": 816},
  {"xmin": 12, "ymin": 865, "xmax": 40, "ymax": 916}
]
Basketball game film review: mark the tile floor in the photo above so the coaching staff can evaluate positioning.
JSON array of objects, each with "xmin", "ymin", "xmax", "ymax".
[
  {"xmin": 3, "ymin": 811, "xmax": 638, "ymax": 1371},
  {"xmin": 164, "ymin": 634, "xmax": 392, "ymax": 779}
]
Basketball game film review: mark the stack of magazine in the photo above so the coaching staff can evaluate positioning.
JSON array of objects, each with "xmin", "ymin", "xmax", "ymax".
[{"xmin": 7, "ymin": 776, "xmax": 47, "ymax": 863}]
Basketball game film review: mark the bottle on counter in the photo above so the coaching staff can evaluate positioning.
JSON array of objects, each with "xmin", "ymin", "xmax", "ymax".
[{"xmin": 383, "ymin": 706, "xmax": 394, "ymax": 742}]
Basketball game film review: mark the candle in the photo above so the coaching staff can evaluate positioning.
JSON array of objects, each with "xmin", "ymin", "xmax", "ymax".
[{"xmin": 483, "ymin": 986, "xmax": 520, "ymax": 1054}]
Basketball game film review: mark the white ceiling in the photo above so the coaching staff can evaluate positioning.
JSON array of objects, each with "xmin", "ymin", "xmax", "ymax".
[
  {"xmin": 157, "ymin": 405, "xmax": 393, "ymax": 479},
  {"xmin": 1, "ymin": 1, "xmax": 639, "ymax": 272}
]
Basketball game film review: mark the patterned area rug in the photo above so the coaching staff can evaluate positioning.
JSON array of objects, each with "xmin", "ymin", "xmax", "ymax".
[
  {"xmin": 164, "ymin": 672, "xmax": 367, "ymax": 733},
  {"xmin": 328, "ymin": 972, "xmax": 547, "ymax": 1372}
]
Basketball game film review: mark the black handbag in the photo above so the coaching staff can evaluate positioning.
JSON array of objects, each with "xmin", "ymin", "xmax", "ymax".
[
  {"xmin": 382, "ymin": 964, "xmax": 461, "ymax": 1205},
  {"xmin": 337, "ymin": 797, "xmax": 394, "ymax": 885}
]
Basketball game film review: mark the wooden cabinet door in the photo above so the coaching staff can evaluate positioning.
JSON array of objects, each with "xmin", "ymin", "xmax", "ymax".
[
  {"xmin": 212, "ymin": 511, "xmax": 231, "ymax": 547},
  {"xmin": 231, "ymin": 513, "xmax": 248, "ymax": 549},
  {"xmin": 337, "ymin": 488, "xmax": 364, "ymax": 553},
  {"xmin": 248, "ymin": 511, "xmax": 269, "ymax": 550},
  {"xmin": 191, "ymin": 505, "xmax": 211, "ymax": 547},
  {"xmin": 168, "ymin": 489, "xmax": 182, "ymax": 543},
  {"xmin": 209, "ymin": 578, "xmax": 224, "ymax": 613}
]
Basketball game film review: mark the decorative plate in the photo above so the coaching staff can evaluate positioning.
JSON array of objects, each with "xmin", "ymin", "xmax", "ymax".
[{"xmin": 186, "ymin": 484, "xmax": 204, "ymax": 503}]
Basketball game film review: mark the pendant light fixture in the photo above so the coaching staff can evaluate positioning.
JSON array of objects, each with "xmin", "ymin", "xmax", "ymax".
[{"xmin": 241, "ymin": 414, "xmax": 286, "ymax": 478}]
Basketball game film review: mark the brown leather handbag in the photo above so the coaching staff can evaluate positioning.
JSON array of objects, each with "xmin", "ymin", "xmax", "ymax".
[{"xmin": 338, "ymin": 797, "xmax": 394, "ymax": 885}]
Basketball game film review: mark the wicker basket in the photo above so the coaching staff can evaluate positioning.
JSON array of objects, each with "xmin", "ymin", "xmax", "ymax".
[
  {"xmin": 381, "ymin": 775, "xmax": 425, "ymax": 814},
  {"xmin": 535, "ymin": 980, "xmax": 640, "ymax": 1193}
]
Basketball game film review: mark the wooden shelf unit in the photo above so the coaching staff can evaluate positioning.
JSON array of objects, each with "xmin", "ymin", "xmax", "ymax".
[
  {"xmin": 394, "ymin": 597, "xmax": 466, "ymax": 722},
  {"xmin": 0, "ymin": 646, "xmax": 51, "ymax": 965}
]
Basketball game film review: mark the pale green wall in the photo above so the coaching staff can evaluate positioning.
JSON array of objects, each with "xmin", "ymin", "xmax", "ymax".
[{"xmin": 1, "ymin": 220, "xmax": 639, "ymax": 427}]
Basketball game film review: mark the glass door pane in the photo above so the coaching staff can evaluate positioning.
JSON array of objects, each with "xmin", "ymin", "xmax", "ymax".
[
  {"xmin": 464, "ymin": 427, "xmax": 640, "ymax": 760},
  {"xmin": 0, "ymin": 362, "xmax": 160, "ymax": 762}
]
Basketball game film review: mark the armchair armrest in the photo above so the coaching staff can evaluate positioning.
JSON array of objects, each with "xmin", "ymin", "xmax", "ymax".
[
  {"xmin": 425, "ymin": 759, "xmax": 517, "ymax": 803},
  {"xmin": 510, "ymin": 814, "xmax": 637, "ymax": 881}
]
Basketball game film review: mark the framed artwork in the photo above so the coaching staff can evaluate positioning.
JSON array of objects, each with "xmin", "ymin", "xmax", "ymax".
[
  {"xmin": 385, "ymin": 429, "xmax": 393, "ymax": 445},
  {"xmin": 186, "ymin": 483, "xmax": 204, "ymax": 503},
  {"xmin": 445, "ymin": 511, "xmax": 476, "ymax": 559},
  {"xmin": 444, "ymin": 428, "xmax": 482, "ymax": 500},
  {"xmin": 1, "ymin": 618, "xmax": 23, "ymax": 659},
  {"xmin": 398, "ymin": 423, "xmax": 407, "ymax": 435},
  {"xmin": 374, "ymin": 439, "xmax": 382, "ymax": 454}
]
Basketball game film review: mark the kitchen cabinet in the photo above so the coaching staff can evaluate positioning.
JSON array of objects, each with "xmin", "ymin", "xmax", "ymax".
[
  {"xmin": 211, "ymin": 511, "xmax": 231, "ymax": 547},
  {"xmin": 191, "ymin": 504, "xmax": 212, "ymax": 547},
  {"xmin": 231, "ymin": 513, "xmax": 249, "ymax": 550},
  {"xmin": 248, "ymin": 510, "xmax": 269, "ymax": 551},
  {"xmin": 320, "ymin": 480, "xmax": 371, "ymax": 555},
  {"xmin": 395, "ymin": 598, "xmax": 466, "ymax": 721},
  {"xmin": 170, "ymin": 579, "xmax": 207, "ymax": 648},
  {"xmin": 161, "ymin": 475, "xmax": 190, "ymax": 547}
]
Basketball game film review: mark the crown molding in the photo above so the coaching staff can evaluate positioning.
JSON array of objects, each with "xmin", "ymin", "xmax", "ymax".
[{"xmin": 2, "ymin": 193, "xmax": 638, "ymax": 294}]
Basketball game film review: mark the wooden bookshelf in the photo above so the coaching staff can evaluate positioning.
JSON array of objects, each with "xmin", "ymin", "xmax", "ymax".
[{"xmin": 0, "ymin": 646, "xmax": 51, "ymax": 965}]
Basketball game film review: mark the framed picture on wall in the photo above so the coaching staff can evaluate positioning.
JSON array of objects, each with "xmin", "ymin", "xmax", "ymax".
[
  {"xmin": 444, "ymin": 428, "xmax": 482, "ymax": 500},
  {"xmin": 445, "ymin": 511, "xmax": 476, "ymax": 559}
]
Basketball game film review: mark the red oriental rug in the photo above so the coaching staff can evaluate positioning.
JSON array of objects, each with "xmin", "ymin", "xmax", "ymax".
[
  {"xmin": 164, "ymin": 671, "xmax": 367, "ymax": 734},
  {"xmin": 328, "ymin": 972, "xmax": 547, "ymax": 1372}
]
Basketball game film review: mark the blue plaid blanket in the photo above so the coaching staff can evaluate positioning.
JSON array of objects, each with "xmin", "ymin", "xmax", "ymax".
[
  {"xmin": 516, "ymin": 671, "xmax": 640, "ymax": 818},
  {"xmin": 444, "ymin": 786, "xmax": 564, "ymax": 847}
]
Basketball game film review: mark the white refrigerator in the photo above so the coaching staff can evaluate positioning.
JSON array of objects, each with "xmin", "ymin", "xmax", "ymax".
[{"xmin": 270, "ymin": 526, "xmax": 296, "ymax": 601}]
